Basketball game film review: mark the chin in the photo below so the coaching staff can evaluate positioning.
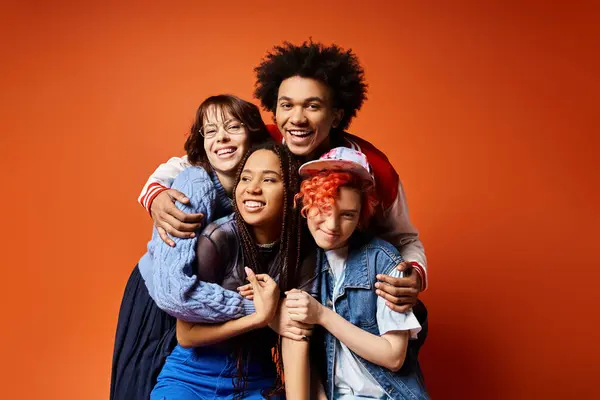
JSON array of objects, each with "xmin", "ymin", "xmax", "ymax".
[
  {"xmin": 240, "ymin": 214, "xmax": 264, "ymax": 227},
  {"xmin": 316, "ymin": 239, "xmax": 334, "ymax": 250}
]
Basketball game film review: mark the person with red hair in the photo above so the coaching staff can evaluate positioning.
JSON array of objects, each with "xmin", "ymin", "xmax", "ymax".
[{"xmin": 286, "ymin": 148, "xmax": 429, "ymax": 399}]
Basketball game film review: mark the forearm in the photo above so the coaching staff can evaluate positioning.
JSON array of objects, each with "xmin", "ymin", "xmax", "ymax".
[
  {"xmin": 319, "ymin": 307, "xmax": 407, "ymax": 371},
  {"xmin": 140, "ymin": 247, "xmax": 255, "ymax": 323},
  {"xmin": 153, "ymin": 276, "xmax": 255, "ymax": 323},
  {"xmin": 176, "ymin": 314, "xmax": 263, "ymax": 348},
  {"xmin": 377, "ymin": 185, "xmax": 428, "ymax": 290},
  {"xmin": 281, "ymin": 337, "xmax": 310, "ymax": 400}
]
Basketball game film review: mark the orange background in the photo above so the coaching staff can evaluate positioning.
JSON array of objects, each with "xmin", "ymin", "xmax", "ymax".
[{"xmin": 1, "ymin": 1, "xmax": 598, "ymax": 399}]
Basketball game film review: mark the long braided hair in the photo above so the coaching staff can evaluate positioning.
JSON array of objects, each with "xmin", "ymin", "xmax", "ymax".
[{"xmin": 230, "ymin": 142, "xmax": 304, "ymax": 398}]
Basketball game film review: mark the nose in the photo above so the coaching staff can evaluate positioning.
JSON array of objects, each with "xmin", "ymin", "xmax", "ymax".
[
  {"xmin": 289, "ymin": 106, "xmax": 307, "ymax": 125},
  {"xmin": 215, "ymin": 125, "xmax": 230, "ymax": 142},
  {"xmin": 324, "ymin": 212, "xmax": 339, "ymax": 231},
  {"xmin": 245, "ymin": 179, "xmax": 262, "ymax": 195}
]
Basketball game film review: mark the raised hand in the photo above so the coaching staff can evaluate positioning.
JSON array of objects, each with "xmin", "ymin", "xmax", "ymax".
[{"xmin": 245, "ymin": 267, "xmax": 279, "ymax": 326}]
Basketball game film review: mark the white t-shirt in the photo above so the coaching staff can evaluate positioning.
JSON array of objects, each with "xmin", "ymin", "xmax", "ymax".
[{"xmin": 325, "ymin": 247, "xmax": 421, "ymax": 399}]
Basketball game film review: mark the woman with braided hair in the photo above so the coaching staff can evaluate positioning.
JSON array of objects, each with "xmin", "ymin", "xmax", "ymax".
[
  {"xmin": 111, "ymin": 94, "xmax": 274, "ymax": 400},
  {"xmin": 149, "ymin": 142, "xmax": 317, "ymax": 399}
]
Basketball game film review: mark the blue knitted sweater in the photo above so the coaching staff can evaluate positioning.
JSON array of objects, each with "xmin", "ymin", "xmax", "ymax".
[{"xmin": 138, "ymin": 166, "xmax": 255, "ymax": 323}]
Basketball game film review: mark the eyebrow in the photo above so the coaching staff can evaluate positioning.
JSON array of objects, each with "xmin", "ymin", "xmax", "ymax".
[
  {"xmin": 204, "ymin": 118, "xmax": 239, "ymax": 126},
  {"xmin": 278, "ymin": 96, "xmax": 325, "ymax": 104},
  {"xmin": 241, "ymin": 169, "xmax": 282, "ymax": 177},
  {"xmin": 340, "ymin": 208, "xmax": 360, "ymax": 213}
]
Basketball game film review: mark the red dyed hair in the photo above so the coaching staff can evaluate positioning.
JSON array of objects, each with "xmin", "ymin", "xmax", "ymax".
[{"xmin": 294, "ymin": 171, "xmax": 379, "ymax": 228}]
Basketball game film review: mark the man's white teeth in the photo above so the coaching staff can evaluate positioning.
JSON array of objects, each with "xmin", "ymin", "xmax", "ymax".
[
  {"xmin": 288, "ymin": 130, "xmax": 312, "ymax": 138},
  {"xmin": 244, "ymin": 200, "xmax": 265, "ymax": 208},
  {"xmin": 217, "ymin": 148, "xmax": 236, "ymax": 156}
]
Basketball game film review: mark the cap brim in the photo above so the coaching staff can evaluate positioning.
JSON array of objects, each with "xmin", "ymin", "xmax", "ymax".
[{"xmin": 298, "ymin": 159, "xmax": 374, "ymax": 183}]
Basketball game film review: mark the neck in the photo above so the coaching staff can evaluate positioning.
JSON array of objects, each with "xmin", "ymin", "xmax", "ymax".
[
  {"xmin": 251, "ymin": 223, "xmax": 281, "ymax": 245},
  {"xmin": 215, "ymin": 170, "xmax": 236, "ymax": 195},
  {"xmin": 305, "ymin": 135, "xmax": 332, "ymax": 162}
]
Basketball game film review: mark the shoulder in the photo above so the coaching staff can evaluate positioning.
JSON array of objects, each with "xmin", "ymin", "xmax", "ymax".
[
  {"xmin": 201, "ymin": 214, "xmax": 237, "ymax": 240},
  {"xmin": 351, "ymin": 233, "xmax": 403, "ymax": 272},
  {"xmin": 174, "ymin": 166, "xmax": 212, "ymax": 184},
  {"xmin": 343, "ymin": 133, "xmax": 400, "ymax": 209},
  {"xmin": 172, "ymin": 166, "xmax": 216, "ymax": 194}
]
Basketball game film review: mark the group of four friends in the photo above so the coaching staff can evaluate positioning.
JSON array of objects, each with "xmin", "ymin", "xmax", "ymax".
[{"xmin": 110, "ymin": 41, "xmax": 431, "ymax": 399}]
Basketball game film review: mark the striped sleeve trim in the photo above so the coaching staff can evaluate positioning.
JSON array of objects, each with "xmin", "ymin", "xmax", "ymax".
[
  {"xmin": 141, "ymin": 182, "xmax": 168, "ymax": 212},
  {"xmin": 410, "ymin": 261, "xmax": 428, "ymax": 292}
]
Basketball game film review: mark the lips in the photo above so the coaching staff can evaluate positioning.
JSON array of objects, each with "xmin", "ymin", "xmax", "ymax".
[
  {"xmin": 286, "ymin": 129, "xmax": 314, "ymax": 140},
  {"xmin": 319, "ymin": 228, "xmax": 339, "ymax": 239},
  {"xmin": 216, "ymin": 146, "xmax": 237, "ymax": 157},
  {"xmin": 242, "ymin": 199, "xmax": 266, "ymax": 212}
]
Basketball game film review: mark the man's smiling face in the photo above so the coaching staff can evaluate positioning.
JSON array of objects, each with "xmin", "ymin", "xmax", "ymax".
[{"xmin": 275, "ymin": 76, "xmax": 343, "ymax": 160}]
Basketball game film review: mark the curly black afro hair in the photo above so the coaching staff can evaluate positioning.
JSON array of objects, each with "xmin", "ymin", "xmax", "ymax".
[{"xmin": 254, "ymin": 40, "xmax": 368, "ymax": 132}]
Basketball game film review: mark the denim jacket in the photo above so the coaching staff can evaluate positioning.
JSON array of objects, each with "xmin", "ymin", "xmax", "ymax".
[{"xmin": 316, "ymin": 232, "xmax": 429, "ymax": 400}]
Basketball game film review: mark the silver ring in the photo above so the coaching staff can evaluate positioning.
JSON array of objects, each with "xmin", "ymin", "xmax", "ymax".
[{"xmin": 301, "ymin": 335, "xmax": 309, "ymax": 342}]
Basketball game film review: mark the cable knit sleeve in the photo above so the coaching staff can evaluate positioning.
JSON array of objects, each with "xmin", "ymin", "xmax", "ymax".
[{"xmin": 140, "ymin": 167, "xmax": 254, "ymax": 323}]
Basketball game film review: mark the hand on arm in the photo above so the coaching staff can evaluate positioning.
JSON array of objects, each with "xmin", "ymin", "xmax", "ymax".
[
  {"xmin": 237, "ymin": 284, "xmax": 314, "ymax": 341},
  {"xmin": 286, "ymin": 290, "xmax": 409, "ymax": 372},
  {"xmin": 176, "ymin": 268, "xmax": 279, "ymax": 348},
  {"xmin": 376, "ymin": 262, "xmax": 421, "ymax": 313},
  {"xmin": 151, "ymin": 189, "xmax": 204, "ymax": 247}
]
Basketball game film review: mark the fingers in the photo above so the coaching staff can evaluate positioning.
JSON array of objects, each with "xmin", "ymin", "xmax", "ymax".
[
  {"xmin": 254, "ymin": 273, "xmax": 277, "ymax": 290},
  {"xmin": 374, "ymin": 281, "xmax": 419, "ymax": 298},
  {"xmin": 254, "ymin": 274, "xmax": 274, "ymax": 283},
  {"xmin": 161, "ymin": 213, "xmax": 200, "ymax": 237},
  {"xmin": 165, "ymin": 190, "xmax": 206, "ymax": 223},
  {"xmin": 168, "ymin": 189, "xmax": 190, "ymax": 205},
  {"xmin": 237, "ymin": 283, "xmax": 252, "ymax": 291},
  {"xmin": 287, "ymin": 320, "xmax": 313, "ymax": 329},
  {"xmin": 279, "ymin": 331, "xmax": 308, "ymax": 341},
  {"xmin": 375, "ymin": 273, "xmax": 416, "ymax": 289},
  {"xmin": 164, "ymin": 205, "xmax": 198, "ymax": 226},
  {"xmin": 157, "ymin": 226, "xmax": 175, "ymax": 247},
  {"xmin": 285, "ymin": 290, "xmax": 309, "ymax": 301},
  {"xmin": 375, "ymin": 288, "xmax": 417, "ymax": 306},
  {"xmin": 237, "ymin": 283, "xmax": 254, "ymax": 299},
  {"xmin": 285, "ymin": 326, "xmax": 313, "ymax": 337},
  {"xmin": 157, "ymin": 190, "xmax": 204, "ymax": 232},
  {"xmin": 285, "ymin": 299, "xmax": 310, "ymax": 309},
  {"xmin": 279, "ymin": 325, "xmax": 313, "ymax": 341},
  {"xmin": 395, "ymin": 261, "xmax": 411, "ymax": 273},
  {"xmin": 245, "ymin": 267, "xmax": 258, "ymax": 288},
  {"xmin": 238, "ymin": 289, "xmax": 254, "ymax": 298},
  {"xmin": 289, "ymin": 312, "xmax": 310, "ymax": 323},
  {"xmin": 179, "ymin": 212, "xmax": 204, "ymax": 224}
]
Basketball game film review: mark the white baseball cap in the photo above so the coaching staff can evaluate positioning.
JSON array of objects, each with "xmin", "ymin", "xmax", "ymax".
[{"xmin": 298, "ymin": 147, "xmax": 374, "ymax": 184}]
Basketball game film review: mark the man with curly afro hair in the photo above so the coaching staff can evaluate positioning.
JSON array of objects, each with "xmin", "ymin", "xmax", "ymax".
[
  {"xmin": 139, "ymin": 39, "xmax": 427, "ymax": 314},
  {"xmin": 253, "ymin": 41, "xmax": 367, "ymax": 158}
]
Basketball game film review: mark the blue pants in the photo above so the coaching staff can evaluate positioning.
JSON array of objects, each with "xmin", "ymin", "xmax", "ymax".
[{"xmin": 151, "ymin": 344, "xmax": 282, "ymax": 400}]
